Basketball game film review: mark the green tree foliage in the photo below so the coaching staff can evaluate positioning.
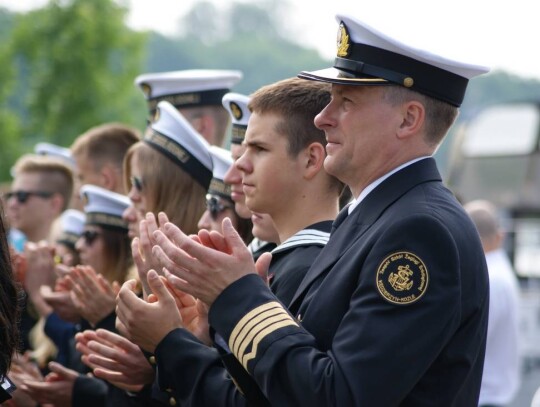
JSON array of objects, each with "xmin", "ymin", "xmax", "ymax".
[
  {"xmin": 0, "ymin": 8, "xmax": 23, "ymax": 180},
  {"xmin": 9, "ymin": 0, "xmax": 147, "ymax": 153},
  {"xmin": 144, "ymin": 0, "xmax": 329, "ymax": 94}
]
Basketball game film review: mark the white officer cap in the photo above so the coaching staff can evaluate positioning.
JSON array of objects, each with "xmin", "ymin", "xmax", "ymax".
[
  {"xmin": 57, "ymin": 209, "xmax": 86, "ymax": 248},
  {"xmin": 144, "ymin": 101, "xmax": 213, "ymax": 189},
  {"xmin": 207, "ymin": 146, "xmax": 233, "ymax": 201},
  {"xmin": 34, "ymin": 142, "xmax": 76, "ymax": 168},
  {"xmin": 299, "ymin": 14, "xmax": 490, "ymax": 107},
  {"xmin": 222, "ymin": 92, "xmax": 251, "ymax": 145},
  {"xmin": 135, "ymin": 69, "xmax": 243, "ymax": 115},
  {"xmin": 80, "ymin": 184, "xmax": 131, "ymax": 231}
]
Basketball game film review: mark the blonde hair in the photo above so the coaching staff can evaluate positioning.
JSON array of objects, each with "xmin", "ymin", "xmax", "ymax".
[
  {"xmin": 124, "ymin": 142, "xmax": 206, "ymax": 235},
  {"xmin": 13, "ymin": 154, "xmax": 74, "ymax": 212},
  {"xmin": 71, "ymin": 122, "xmax": 140, "ymax": 171}
]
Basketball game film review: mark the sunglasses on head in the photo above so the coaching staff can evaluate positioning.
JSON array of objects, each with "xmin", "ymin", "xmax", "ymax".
[
  {"xmin": 130, "ymin": 176, "xmax": 143, "ymax": 192},
  {"xmin": 81, "ymin": 230, "xmax": 101, "ymax": 246},
  {"xmin": 206, "ymin": 195, "xmax": 233, "ymax": 221},
  {"xmin": 4, "ymin": 190, "xmax": 53, "ymax": 204}
]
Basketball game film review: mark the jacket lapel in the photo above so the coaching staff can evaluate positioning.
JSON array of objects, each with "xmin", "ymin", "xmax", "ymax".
[{"xmin": 289, "ymin": 158, "xmax": 442, "ymax": 308}]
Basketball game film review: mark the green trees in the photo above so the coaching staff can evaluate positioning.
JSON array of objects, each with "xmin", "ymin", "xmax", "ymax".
[{"xmin": 1, "ymin": 0, "xmax": 146, "ymax": 180}]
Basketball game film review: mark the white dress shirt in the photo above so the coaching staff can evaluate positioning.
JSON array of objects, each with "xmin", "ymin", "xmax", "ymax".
[{"xmin": 479, "ymin": 248, "xmax": 521, "ymax": 406}]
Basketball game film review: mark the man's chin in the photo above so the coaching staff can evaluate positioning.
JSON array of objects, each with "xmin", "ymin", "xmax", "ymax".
[{"xmin": 235, "ymin": 203, "xmax": 253, "ymax": 220}]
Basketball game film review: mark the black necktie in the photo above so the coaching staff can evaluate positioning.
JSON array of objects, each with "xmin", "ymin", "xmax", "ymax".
[{"xmin": 331, "ymin": 205, "xmax": 350, "ymax": 234}]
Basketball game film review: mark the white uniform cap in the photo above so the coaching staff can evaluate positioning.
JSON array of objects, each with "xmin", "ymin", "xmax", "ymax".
[
  {"xmin": 207, "ymin": 146, "xmax": 233, "ymax": 200},
  {"xmin": 144, "ymin": 101, "xmax": 213, "ymax": 189},
  {"xmin": 57, "ymin": 209, "xmax": 85, "ymax": 247},
  {"xmin": 135, "ymin": 69, "xmax": 243, "ymax": 115},
  {"xmin": 34, "ymin": 142, "xmax": 76, "ymax": 168},
  {"xmin": 298, "ymin": 14, "xmax": 490, "ymax": 107},
  {"xmin": 222, "ymin": 93, "xmax": 251, "ymax": 145},
  {"xmin": 79, "ymin": 184, "xmax": 131, "ymax": 231}
]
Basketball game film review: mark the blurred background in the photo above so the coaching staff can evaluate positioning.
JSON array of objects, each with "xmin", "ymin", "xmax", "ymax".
[{"xmin": 1, "ymin": 1, "xmax": 540, "ymax": 405}]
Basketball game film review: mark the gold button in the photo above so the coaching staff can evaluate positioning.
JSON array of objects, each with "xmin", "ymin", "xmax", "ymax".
[
  {"xmin": 403, "ymin": 77, "xmax": 414, "ymax": 88},
  {"xmin": 169, "ymin": 397, "xmax": 177, "ymax": 406},
  {"xmin": 149, "ymin": 356, "xmax": 156, "ymax": 365}
]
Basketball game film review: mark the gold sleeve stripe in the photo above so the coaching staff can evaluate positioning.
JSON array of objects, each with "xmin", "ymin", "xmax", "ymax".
[
  {"xmin": 230, "ymin": 302, "xmax": 290, "ymax": 355},
  {"xmin": 241, "ymin": 319, "xmax": 299, "ymax": 370},
  {"xmin": 229, "ymin": 302, "xmax": 283, "ymax": 353},
  {"xmin": 236, "ymin": 313, "xmax": 292, "ymax": 359}
]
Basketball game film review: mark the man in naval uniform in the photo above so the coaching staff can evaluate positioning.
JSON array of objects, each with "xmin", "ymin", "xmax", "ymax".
[{"xmin": 135, "ymin": 69, "xmax": 242, "ymax": 147}]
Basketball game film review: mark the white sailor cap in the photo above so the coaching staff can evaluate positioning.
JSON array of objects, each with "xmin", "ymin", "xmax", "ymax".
[
  {"xmin": 144, "ymin": 101, "xmax": 213, "ymax": 189},
  {"xmin": 298, "ymin": 14, "xmax": 490, "ymax": 107},
  {"xmin": 135, "ymin": 69, "xmax": 243, "ymax": 115},
  {"xmin": 222, "ymin": 92, "xmax": 251, "ymax": 145},
  {"xmin": 80, "ymin": 185, "xmax": 131, "ymax": 231},
  {"xmin": 34, "ymin": 142, "xmax": 76, "ymax": 168},
  {"xmin": 57, "ymin": 209, "xmax": 86, "ymax": 248},
  {"xmin": 207, "ymin": 146, "xmax": 233, "ymax": 201}
]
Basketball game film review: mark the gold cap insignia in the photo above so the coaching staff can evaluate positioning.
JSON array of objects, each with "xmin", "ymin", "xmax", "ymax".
[
  {"xmin": 81, "ymin": 192, "xmax": 89, "ymax": 206},
  {"xmin": 336, "ymin": 22, "xmax": 350, "ymax": 58},
  {"xmin": 376, "ymin": 251, "xmax": 429, "ymax": 305},
  {"xmin": 230, "ymin": 101, "xmax": 243, "ymax": 120},
  {"xmin": 141, "ymin": 83, "xmax": 152, "ymax": 98},
  {"xmin": 153, "ymin": 107, "xmax": 161, "ymax": 122}
]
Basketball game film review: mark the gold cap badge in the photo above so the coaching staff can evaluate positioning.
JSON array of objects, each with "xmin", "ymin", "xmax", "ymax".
[
  {"xmin": 230, "ymin": 101, "xmax": 243, "ymax": 120},
  {"xmin": 141, "ymin": 83, "xmax": 152, "ymax": 98},
  {"xmin": 336, "ymin": 22, "xmax": 350, "ymax": 58}
]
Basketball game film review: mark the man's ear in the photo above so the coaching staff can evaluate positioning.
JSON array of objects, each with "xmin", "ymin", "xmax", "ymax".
[
  {"xmin": 303, "ymin": 142, "xmax": 326, "ymax": 180},
  {"xmin": 50, "ymin": 193, "xmax": 65, "ymax": 216},
  {"xmin": 101, "ymin": 164, "xmax": 119, "ymax": 192},
  {"xmin": 195, "ymin": 114, "xmax": 216, "ymax": 145},
  {"xmin": 397, "ymin": 101, "xmax": 425, "ymax": 140}
]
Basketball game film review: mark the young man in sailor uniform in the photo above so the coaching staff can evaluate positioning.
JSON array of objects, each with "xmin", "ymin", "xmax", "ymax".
[{"xmin": 114, "ymin": 77, "xmax": 344, "ymax": 406}]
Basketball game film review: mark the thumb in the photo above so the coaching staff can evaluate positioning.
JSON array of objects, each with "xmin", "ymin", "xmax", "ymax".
[
  {"xmin": 222, "ymin": 217, "xmax": 248, "ymax": 255},
  {"xmin": 147, "ymin": 269, "xmax": 174, "ymax": 304},
  {"xmin": 48, "ymin": 361, "xmax": 77, "ymax": 379},
  {"xmin": 255, "ymin": 252, "xmax": 272, "ymax": 285}
]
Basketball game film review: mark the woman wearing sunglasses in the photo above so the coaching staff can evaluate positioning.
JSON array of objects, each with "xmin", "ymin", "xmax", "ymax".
[
  {"xmin": 198, "ymin": 145, "xmax": 253, "ymax": 244},
  {"xmin": 50, "ymin": 184, "xmax": 135, "ymax": 352},
  {"xmin": 14, "ymin": 185, "xmax": 134, "ymax": 407},
  {"xmin": 122, "ymin": 101, "xmax": 213, "ymax": 298}
]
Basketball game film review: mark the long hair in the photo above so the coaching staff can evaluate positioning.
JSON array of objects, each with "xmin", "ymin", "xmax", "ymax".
[
  {"xmin": 100, "ymin": 226, "xmax": 134, "ymax": 285},
  {"xmin": 124, "ymin": 142, "xmax": 206, "ymax": 235},
  {"xmin": 0, "ymin": 203, "xmax": 21, "ymax": 375}
]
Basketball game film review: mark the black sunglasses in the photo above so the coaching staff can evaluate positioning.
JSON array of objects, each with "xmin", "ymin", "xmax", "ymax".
[
  {"xmin": 206, "ymin": 195, "xmax": 233, "ymax": 220},
  {"xmin": 130, "ymin": 176, "xmax": 143, "ymax": 192},
  {"xmin": 4, "ymin": 190, "xmax": 54, "ymax": 204},
  {"xmin": 81, "ymin": 230, "xmax": 101, "ymax": 246}
]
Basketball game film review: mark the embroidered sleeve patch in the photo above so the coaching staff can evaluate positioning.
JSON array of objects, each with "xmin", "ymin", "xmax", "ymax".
[
  {"xmin": 376, "ymin": 251, "xmax": 429, "ymax": 305},
  {"xmin": 228, "ymin": 301, "xmax": 298, "ymax": 370}
]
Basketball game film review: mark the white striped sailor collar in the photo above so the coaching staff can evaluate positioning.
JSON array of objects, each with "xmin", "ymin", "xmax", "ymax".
[
  {"xmin": 271, "ymin": 220, "xmax": 332, "ymax": 255},
  {"xmin": 247, "ymin": 237, "xmax": 274, "ymax": 254}
]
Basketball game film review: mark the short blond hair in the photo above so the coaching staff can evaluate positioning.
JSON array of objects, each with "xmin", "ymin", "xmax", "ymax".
[
  {"xmin": 12, "ymin": 154, "xmax": 74, "ymax": 212},
  {"xmin": 71, "ymin": 123, "xmax": 140, "ymax": 171}
]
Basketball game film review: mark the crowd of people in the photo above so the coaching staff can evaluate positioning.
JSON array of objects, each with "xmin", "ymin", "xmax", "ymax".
[{"xmin": 0, "ymin": 11, "xmax": 529, "ymax": 407}]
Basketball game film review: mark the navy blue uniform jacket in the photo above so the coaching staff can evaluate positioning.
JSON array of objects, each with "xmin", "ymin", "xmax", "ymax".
[
  {"xmin": 207, "ymin": 158, "xmax": 489, "ymax": 406},
  {"xmin": 154, "ymin": 223, "xmax": 332, "ymax": 406}
]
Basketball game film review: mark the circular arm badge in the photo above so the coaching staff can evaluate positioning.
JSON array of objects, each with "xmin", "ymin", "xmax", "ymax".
[{"xmin": 376, "ymin": 251, "xmax": 429, "ymax": 305}]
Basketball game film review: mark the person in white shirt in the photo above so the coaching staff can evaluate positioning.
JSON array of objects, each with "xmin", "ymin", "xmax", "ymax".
[{"xmin": 465, "ymin": 200, "xmax": 521, "ymax": 407}]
